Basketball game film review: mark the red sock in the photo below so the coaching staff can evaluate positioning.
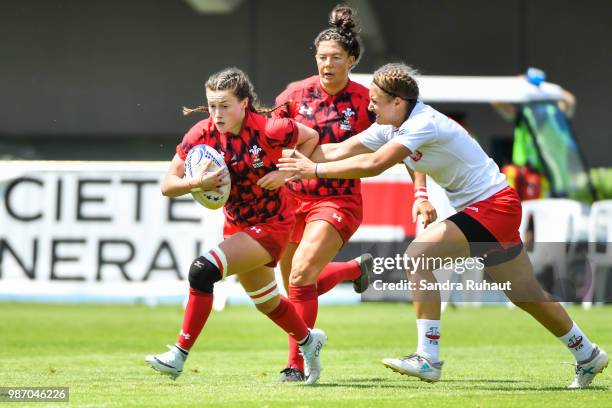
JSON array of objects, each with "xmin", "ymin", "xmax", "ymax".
[
  {"xmin": 266, "ymin": 296, "xmax": 309, "ymax": 345},
  {"xmin": 316, "ymin": 261, "xmax": 361, "ymax": 296},
  {"xmin": 176, "ymin": 287, "xmax": 213, "ymax": 350},
  {"xmin": 286, "ymin": 284, "xmax": 318, "ymax": 371}
]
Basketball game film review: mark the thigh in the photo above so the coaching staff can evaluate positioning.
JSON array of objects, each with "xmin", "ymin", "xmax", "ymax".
[
  {"xmin": 279, "ymin": 242, "xmax": 298, "ymax": 288},
  {"xmin": 485, "ymin": 249, "xmax": 548, "ymax": 302},
  {"xmin": 219, "ymin": 232, "xmax": 274, "ymax": 277},
  {"xmin": 292, "ymin": 221, "xmax": 343, "ymax": 273},
  {"xmin": 406, "ymin": 219, "xmax": 471, "ymax": 267}
]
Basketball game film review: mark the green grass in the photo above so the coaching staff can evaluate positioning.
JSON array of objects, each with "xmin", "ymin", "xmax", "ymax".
[{"xmin": 0, "ymin": 303, "xmax": 610, "ymax": 407}]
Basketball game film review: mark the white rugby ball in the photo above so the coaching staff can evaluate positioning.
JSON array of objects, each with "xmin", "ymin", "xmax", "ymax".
[{"xmin": 185, "ymin": 144, "xmax": 230, "ymax": 209}]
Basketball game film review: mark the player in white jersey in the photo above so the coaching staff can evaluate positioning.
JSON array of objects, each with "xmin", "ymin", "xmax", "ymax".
[{"xmin": 278, "ymin": 63, "xmax": 608, "ymax": 389}]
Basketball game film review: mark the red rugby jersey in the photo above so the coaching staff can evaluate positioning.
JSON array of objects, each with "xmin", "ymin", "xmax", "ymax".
[
  {"xmin": 176, "ymin": 110, "xmax": 298, "ymax": 225},
  {"xmin": 274, "ymin": 75, "xmax": 375, "ymax": 197}
]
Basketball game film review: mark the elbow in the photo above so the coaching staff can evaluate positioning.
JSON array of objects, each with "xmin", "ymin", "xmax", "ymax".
[
  {"xmin": 161, "ymin": 183, "xmax": 171, "ymax": 197},
  {"xmin": 160, "ymin": 178, "xmax": 176, "ymax": 197},
  {"xmin": 307, "ymin": 128, "xmax": 319, "ymax": 145}
]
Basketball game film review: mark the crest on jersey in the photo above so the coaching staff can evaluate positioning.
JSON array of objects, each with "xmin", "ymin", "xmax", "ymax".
[
  {"xmin": 249, "ymin": 145, "xmax": 264, "ymax": 168},
  {"xmin": 298, "ymin": 104, "xmax": 313, "ymax": 117},
  {"xmin": 340, "ymin": 107, "xmax": 355, "ymax": 131}
]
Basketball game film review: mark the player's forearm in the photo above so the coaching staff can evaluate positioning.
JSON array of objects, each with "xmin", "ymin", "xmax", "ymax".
[
  {"xmin": 317, "ymin": 153, "xmax": 387, "ymax": 179},
  {"xmin": 285, "ymin": 124, "xmax": 319, "ymax": 158},
  {"xmin": 295, "ymin": 130, "xmax": 319, "ymax": 158},
  {"xmin": 413, "ymin": 170, "xmax": 427, "ymax": 189},
  {"xmin": 161, "ymin": 174, "xmax": 196, "ymax": 197},
  {"xmin": 309, "ymin": 143, "xmax": 349, "ymax": 162}
]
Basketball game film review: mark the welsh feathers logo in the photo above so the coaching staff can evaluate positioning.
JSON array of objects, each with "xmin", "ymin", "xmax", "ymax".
[
  {"xmin": 340, "ymin": 107, "xmax": 355, "ymax": 131},
  {"xmin": 249, "ymin": 145, "xmax": 264, "ymax": 168},
  {"xmin": 567, "ymin": 335, "xmax": 583, "ymax": 350}
]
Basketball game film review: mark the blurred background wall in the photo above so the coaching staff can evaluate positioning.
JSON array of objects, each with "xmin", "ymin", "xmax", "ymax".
[{"xmin": 1, "ymin": 0, "xmax": 610, "ymax": 166}]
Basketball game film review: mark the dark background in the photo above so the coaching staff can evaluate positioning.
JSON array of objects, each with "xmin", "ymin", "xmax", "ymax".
[{"xmin": 1, "ymin": 0, "xmax": 610, "ymax": 166}]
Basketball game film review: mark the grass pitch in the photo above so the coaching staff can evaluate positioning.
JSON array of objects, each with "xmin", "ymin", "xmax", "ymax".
[{"xmin": 1, "ymin": 302, "xmax": 610, "ymax": 407}]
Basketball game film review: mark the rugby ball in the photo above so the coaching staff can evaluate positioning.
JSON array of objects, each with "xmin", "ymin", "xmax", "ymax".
[{"xmin": 185, "ymin": 144, "xmax": 231, "ymax": 209}]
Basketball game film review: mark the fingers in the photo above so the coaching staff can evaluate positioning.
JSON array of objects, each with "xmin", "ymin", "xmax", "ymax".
[
  {"xmin": 422, "ymin": 209, "xmax": 437, "ymax": 228},
  {"xmin": 256, "ymin": 173, "xmax": 270, "ymax": 187},
  {"xmin": 292, "ymin": 150, "xmax": 307, "ymax": 159},
  {"xmin": 276, "ymin": 163, "xmax": 293, "ymax": 171},
  {"xmin": 198, "ymin": 158, "xmax": 213, "ymax": 171},
  {"xmin": 285, "ymin": 174, "xmax": 300, "ymax": 183},
  {"xmin": 277, "ymin": 157, "xmax": 298, "ymax": 164}
]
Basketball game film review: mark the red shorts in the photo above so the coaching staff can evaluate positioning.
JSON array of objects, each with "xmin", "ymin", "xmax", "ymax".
[
  {"xmin": 461, "ymin": 186, "xmax": 522, "ymax": 248},
  {"xmin": 289, "ymin": 194, "xmax": 363, "ymax": 244},
  {"xmin": 223, "ymin": 212, "xmax": 295, "ymax": 267}
]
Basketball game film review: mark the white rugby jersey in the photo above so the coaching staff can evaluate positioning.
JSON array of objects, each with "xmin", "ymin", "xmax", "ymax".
[{"xmin": 358, "ymin": 101, "xmax": 508, "ymax": 210}]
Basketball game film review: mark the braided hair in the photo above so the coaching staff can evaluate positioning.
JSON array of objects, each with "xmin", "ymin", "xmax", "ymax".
[
  {"xmin": 372, "ymin": 63, "xmax": 420, "ymax": 103},
  {"xmin": 183, "ymin": 67, "xmax": 287, "ymax": 116},
  {"xmin": 314, "ymin": 4, "xmax": 362, "ymax": 65}
]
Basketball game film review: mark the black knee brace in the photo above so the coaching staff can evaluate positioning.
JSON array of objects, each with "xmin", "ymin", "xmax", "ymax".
[{"xmin": 188, "ymin": 256, "xmax": 222, "ymax": 293}]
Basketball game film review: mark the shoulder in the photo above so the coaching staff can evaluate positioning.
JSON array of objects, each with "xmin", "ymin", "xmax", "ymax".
[
  {"xmin": 177, "ymin": 118, "xmax": 213, "ymax": 160},
  {"xmin": 276, "ymin": 75, "xmax": 319, "ymax": 101},
  {"xmin": 399, "ymin": 102, "xmax": 437, "ymax": 135},
  {"xmin": 264, "ymin": 115, "xmax": 296, "ymax": 135},
  {"xmin": 346, "ymin": 80, "xmax": 370, "ymax": 98},
  {"xmin": 184, "ymin": 118, "xmax": 213, "ymax": 140},
  {"xmin": 362, "ymin": 123, "xmax": 394, "ymax": 140}
]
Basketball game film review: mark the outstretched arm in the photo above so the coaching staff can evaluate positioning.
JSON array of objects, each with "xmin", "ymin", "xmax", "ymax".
[
  {"xmin": 309, "ymin": 137, "xmax": 374, "ymax": 162},
  {"xmin": 278, "ymin": 141, "xmax": 411, "ymax": 180}
]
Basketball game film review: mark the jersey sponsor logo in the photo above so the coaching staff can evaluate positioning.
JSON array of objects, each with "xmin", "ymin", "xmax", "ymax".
[
  {"xmin": 465, "ymin": 206, "xmax": 479, "ymax": 212},
  {"xmin": 340, "ymin": 107, "xmax": 355, "ymax": 131},
  {"xmin": 409, "ymin": 150, "xmax": 423, "ymax": 162},
  {"xmin": 250, "ymin": 226, "xmax": 262, "ymax": 234},
  {"xmin": 298, "ymin": 104, "xmax": 313, "ymax": 117},
  {"xmin": 249, "ymin": 145, "xmax": 264, "ymax": 168},
  {"xmin": 568, "ymin": 335, "xmax": 584, "ymax": 350},
  {"xmin": 332, "ymin": 212, "xmax": 343, "ymax": 223}
]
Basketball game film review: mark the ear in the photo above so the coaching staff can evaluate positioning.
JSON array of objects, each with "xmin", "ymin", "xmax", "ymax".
[
  {"xmin": 240, "ymin": 98, "xmax": 249, "ymax": 110},
  {"xmin": 348, "ymin": 55, "xmax": 356, "ymax": 68}
]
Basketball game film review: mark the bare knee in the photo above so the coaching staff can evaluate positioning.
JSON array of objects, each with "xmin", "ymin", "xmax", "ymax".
[{"xmin": 289, "ymin": 261, "xmax": 319, "ymax": 287}]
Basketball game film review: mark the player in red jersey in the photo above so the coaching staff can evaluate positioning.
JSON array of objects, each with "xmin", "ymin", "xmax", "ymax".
[
  {"xmin": 145, "ymin": 67, "xmax": 327, "ymax": 385},
  {"xmin": 266, "ymin": 4, "xmax": 376, "ymax": 382}
]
